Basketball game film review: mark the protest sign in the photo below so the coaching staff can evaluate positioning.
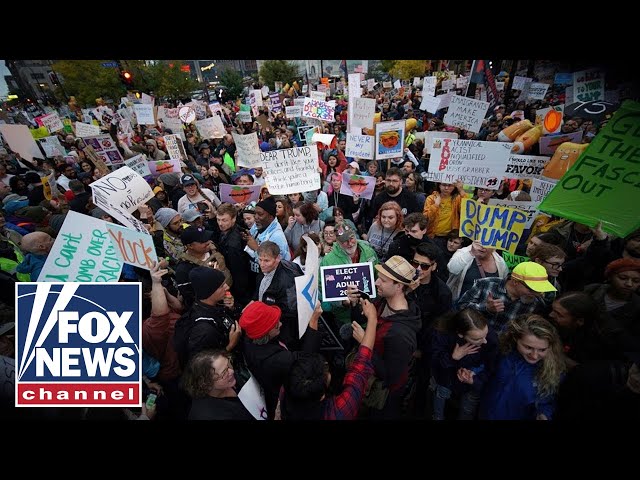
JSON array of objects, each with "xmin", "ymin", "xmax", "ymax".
[
  {"xmin": 178, "ymin": 106, "xmax": 196, "ymax": 123},
  {"xmin": 536, "ymin": 105, "xmax": 564, "ymax": 135},
  {"xmin": 527, "ymin": 83, "xmax": 550, "ymax": 101},
  {"xmin": 351, "ymin": 97, "xmax": 376, "ymax": 129},
  {"xmin": 219, "ymin": 183, "xmax": 261, "ymax": 204},
  {"xmin": 459, "ymin": 198, "xmax": 527, "ymax": 253},
  {"xmin": 147, "ymin": 159, "xmax": 181, "ymax": 176},
  {"xmin": 424, "ymin": 131, "xmax": 459, "ymax": 154},
  {"xmin": 38, "ymin": 211, "xmax": 123, "ymax": 283},
  {"xmin": 238, "ymin": 374, "xmax": 267, "ymax": 420},
  {"xmin": 375, "ymin": 120, "xmax": 405, "ymax": 160},
  {"xmin": 208, "ymin": 102, "xmax": 222, "ymax": 116},
  {"xmin": 456, "ymin": 76, "xmax": 468, "ymax": 90},
  {"xmin": 420, "ymin": 95, "xmax": 442, "ymax": 114},
  {"xmin": 502, "ymin": 251, "xmax": 529, "ymax": 271},
  {"xmin": 296, "ymin": 236, "xmax": 320, "ymax": 339},
  {"xmin": 302, "ymin": 98, "xmax": 336, "ymax": 123},
  {"xmin": 345, "ymin": 133, "xmax": 375, "ymax": 160},
  {"xmin": 141, "ymin": 93, "xmax": 154, "ymax": 105},
  {"xmin": 0, "ymin": 124, "xmax": 43, "ymax": 161},
  {"xmin": 196, "ymin": 117, "xmax": 219, "ymax": 140},
  {"xmin": 38, "ymin": 136, "xmax": 66, "ymax": 158},
  {"xmin": 512, "ymin": 76, "xmax": 532, "ymax": 91},
  {"xmin": 133, "ymin": 104, "xmax": 155, "ymax": 125},
  {"xmin": 538, "ymin": 130, "xmax": 583, "ymax": 155},
  {"xmin": 320, "ymin": 262, "xmax": 376, "ymax": 302},
  {"xmin": 285, "ymin": 106, "xmax": 302, "ymax": 118},
  {"xmin": 105, "ymin": 222, "xmax": 157, "ymax": 271},
  {"xmin": 163, "ymin": 134, "xmax": 188, "ymax": 161},
  {"xmin": 443, "ymin": 95, "xmax": 490, "ymax": 134},
  {"xmin": 573, "ymin": 69, "xmax": 604, "ymax": 103},
  {"xmin": 82, "ymin": 145, "xmax": 110, "ymax": 177},
  {"xmin": 250, "ymin": 89, "xmax": 263, "ymax": 107},
  {"xmin": 269, "ymin": 93, "xmax": 282, "ymax": 113},
  {"xmin": 310, "ymin": 133, "xmax": 335, "ymax": 147},
  {"xmin": 124, "ymin": 154, "xmax": 152, "ymax": 178},
  {"xmin": 488, "ymin": 199, "xmax": 542, "ymax": 229},
  {"xmin": 39, "ymin": 112, "xmax": 64, "ymax": 133},
  {"xmin": 297, "ymin": 125, "xmax": 316, "ymax": 146},
  {"xmin": 232, "ymin": 132, "xmax": 262, "ymax": 168},
  {"xmin": 90, "ymin": 166, "xmax": 154, "ymax": 214},
  {"xmin": 538, "ymin": 100, "xmax": 640, "ymax": 237},
  {"xmin": 340, "ymin": 172, "xmax": 376, "ymax": 200},
  {"xmin": 504, "ymin": 154, "xmax": 550, "ymax": 180},
  {"xmin": 427, "ymin": 139, "xmax": 512, "ymax": 189},
  {"xmin": 236, "ymin": 111, "xmax": 252, "ymax": 123},
  {"xmin": 83, "ymin": 134, "xmax": 124, "ymax": 166},
  {"xmin": 310, "ymin": 90, "xmax": 326, "ymax": 102},
  {"xmin": 529, "ymin": 178, "xmax": 557, "ymax": 202},
  {"xmin": 260, "ymin": 146, "xmax": 320, "ymax": 194},
  {"xmin": 442, "ymin": 79, "xmax": 454, "ymax": 91}
]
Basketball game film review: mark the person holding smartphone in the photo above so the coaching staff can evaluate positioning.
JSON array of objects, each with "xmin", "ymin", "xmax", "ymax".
[{"xmin": 176, "ymin": 174, "xmax": 221, "ymax": 217}]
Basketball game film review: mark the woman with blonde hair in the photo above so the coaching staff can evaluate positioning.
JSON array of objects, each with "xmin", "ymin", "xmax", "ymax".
[
  {"xmin": 366, "ymin": 201, "xmax": 404, "ymax": 259},
  {"xmin": 479, "ymin": 314, "xmax": 566, "ymax": 420}
]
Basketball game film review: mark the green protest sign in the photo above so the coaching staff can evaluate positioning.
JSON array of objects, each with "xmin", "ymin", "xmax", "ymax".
[
  {"xmin": 538, "ymin": 100, "xmax": 640, "ymax": 238},
  {"xmin": 502, "ymin": 251, "xmax": 529, "ymax": 271}
]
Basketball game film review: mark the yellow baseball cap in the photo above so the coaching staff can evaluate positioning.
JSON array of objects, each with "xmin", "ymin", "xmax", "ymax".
[{"xmin": 512, "ymin": 262, "xmax": 556, "ymax": 293}]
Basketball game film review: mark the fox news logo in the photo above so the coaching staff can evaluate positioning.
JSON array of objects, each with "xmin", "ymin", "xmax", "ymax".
[{"xmin": 15, "ymin": 283, "xmax": 142, "ymax": 407}]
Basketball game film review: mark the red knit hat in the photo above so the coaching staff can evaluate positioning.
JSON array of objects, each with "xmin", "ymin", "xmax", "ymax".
[
  {"xmin": 605, "ymin": 258, "xmax": 640, "ymax": 279},
  {"xmin": 239, "ymin": 301, "xmax": 281, "ymax": 339}
]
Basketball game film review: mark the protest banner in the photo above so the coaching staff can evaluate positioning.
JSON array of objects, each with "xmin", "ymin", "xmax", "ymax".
[
  {"xmin": 302, "ymin": 98, "xmax": 336, "ymax": 123},
  {"xmin": 0, "ymin": 124, "xmax": 43, "ymax": 161},
  {"xmin": 163, "ymin": 134, "xmax": 188, "ymax": 161},
  {"xmin": 427, "ymin": 139, "xmax": 512, "ymax": 189},
  {"xmin": 345, "ymin": 133, "xmax": 375, "ymax": 160},
  {"xmin": 573, "ymin": 68, "xmax": 604, "ymax": 103},
  {"xmin": 502, "ymin": 251, "xmax": 529, "ymax": 271},
  {"xmin": 459, "ymin": 198, "xmax": 527, "ymax": 253},
  {"xmin": 538, "ymin": 130, "xmax": 583, "ymax": 155},
  {"xmin": 232, "ymin": 132, "xmax": 262, "ymax": 168},
  {"xmin": 538, "ymin": 100, "xmax": 640, "ymax": 237},
  {"xmin": 219, "ymin": 183, "xmax": 261, "ymax": 204},
  {"xmin": 320, "ymin": 262, "xmax": 376, "ymax": 302},
  {"xmin": 90, "ymin": 166, "xmax": 154, "ymax": 214},
  {"xmin": 310, "ymin": 90, "xmax": 326, "ymax": 102},
  {"xmin": 238, "ymin": 374, "xmax": 267, "ymax": 420},
  {"xmin": 488, "ymin": 199, "xmax": 542, "ymax": 229},
  {"xmin": 133, "ymin": 104, "xmax": 155, "ymax": 125},
  {"xmin": 443, "ymin": 95, "xmax": 490, "ymax": 134},
  {"xmin": 296, "ymin": 236, "xmax": 320, "ymax": 339},
  {"xmin": 105, "ymin": 222, "xmax": 157, "ymax": 271},
  {"xmin": 39, "ymin": 112, "xmax": 64, "ymax": 133},
  {"xmin": 375, "ymin": 120, "xmax": 405, "ymax": 160},
  {"xmin": 420, "ymin": 95, "xmax": 442, "ymax": 114},
  {"xmin": 236, "ymin": 111, "xmax": 252, "ymax": 123},
  {"xmin": 424, "ymin": 131, "xmax": 459, "ymax": 154},
  {"xmin": 285, "ymin": 106, "xmax": 302, "ymax": 119},
  {"xmin": 529, "ymin": 178, "xmax": 558, "ymax": 202},
  {"xmin": 124, "ymin": 154, "xmax": 152, "ymax": 178},
  {"xmin": 147, "ymin": 159, "xmax": 181, "ymax": 176},
  {"xmin": 260, "ymin": 146, "xmax": 320, "ymax": 194},
  {"xmin": 269, "ymin": 93, "xmax": 282, "ymax": 113},
  {"xmin": 351, "ymin": 97, "xmax": 376, "ymax": 129},
  {"xmin": 340, "ymin": 172, "xmax": 376, "ymax": 200},
  {"xmin": 37, "ymin": 211, "xmax": 123, "ymax": 283},
  {"xmin": 38, "ymin": 136, "xmax": 66, "ymax": 158},
  {"xmin": 83, "ymin": 134, "xmax": 124, "ymax": 166},
  {"xmin": 527, "ymin": 83, "xmax": 550, "ymax": 101},
  {"xmin": 504, "ymin": 154, "xmax": 550, "ymax": 180}
]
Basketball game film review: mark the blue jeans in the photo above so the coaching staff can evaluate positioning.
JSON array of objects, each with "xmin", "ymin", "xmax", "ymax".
[{"xmin": 430, "ymin": 377, "xmax": 480, "ymax": 420}]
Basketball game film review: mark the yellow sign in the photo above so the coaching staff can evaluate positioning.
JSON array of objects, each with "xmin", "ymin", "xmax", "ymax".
[{"xmin": 460, "ymin": 198, "xmax": 527, "ymax": 253}]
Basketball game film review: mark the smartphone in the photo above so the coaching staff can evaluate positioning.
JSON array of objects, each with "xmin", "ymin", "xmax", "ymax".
[
  {"xmin": 197, "ymin": 201, "xmax": 208, "ymax": 213},
  {"xmin": 146, "ymin": 393, "xmax": 157, "ymax": 408},
  {"xmin": 356, "ymin": 290, "xmax": 370, "ymax": 301}
]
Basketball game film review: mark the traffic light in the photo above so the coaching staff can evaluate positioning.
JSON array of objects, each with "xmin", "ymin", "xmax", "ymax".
[{"xmin": 120, "ymin": 70, "xmax": 134, "ymax": 88}]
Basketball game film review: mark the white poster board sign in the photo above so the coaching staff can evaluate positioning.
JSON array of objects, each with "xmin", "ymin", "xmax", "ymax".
[
  {"xmin": 296, "ymin": 236, "xmax": 320, "ymax": 339},
  {"xmin": 133, "ymin": 104, "xmax": 155, "ymax": 125},
  {"xmin": 124, "ymin": 154, "xmax": 152, "ymax": 177},
  {"xmin": 351, "ymin": 97, "xmax": 376, "ymax": 129},
  {"xmin": 74, "ymin": 122, "xmax": 101, "ymax": 138},
  {"xmin": 346, "ymin": 133, "xmax": 375, "ymax": 160},
  {"xmin": 504, "ymin": 154, "xmax": 550, "ymax": 180},
  {"xmin": 90, "ymin": 166, "xmax": 154, "ymax": 214},
  {"xmin": 527, "ymin": 83, "xmax": 550, "ymax": 101},
  {"xmin": 260, "ymin": 146, "xmax": 320, "ymax": 194},
  {"xmin": 232, "ymin": 132, "xmax": 262, "ymax": 168},
  {"xmin": 40, "ymin": 112, "xmax": 64, "ymax": 133},
  {"xmin": 0, "ymin": 124, "xmax": 44, "ymax": 161},
  {"xmin": 285, "ymin": 106, "xmax": 302, "ymax": 118},
  {"xmin": 443, "ymin": 95, "xmax": 490, "ymax": 134},
  {"xmin": 424, "ymin": 131, "xmax": 459, "ymax": 154},
  {"xmin": 423, "ymin": 76, "xmax": 437, "ymax": 97}
]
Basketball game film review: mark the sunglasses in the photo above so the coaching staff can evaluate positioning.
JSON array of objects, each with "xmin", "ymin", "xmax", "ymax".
[{"xmin": 410, "ymin": 259, "xmax": 433, "ymax": 269}]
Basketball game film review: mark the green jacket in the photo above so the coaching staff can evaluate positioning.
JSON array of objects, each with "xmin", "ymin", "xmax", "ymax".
[{"xmin": 319, "ymin": 240, "xmax": 379, "ymax": 325}]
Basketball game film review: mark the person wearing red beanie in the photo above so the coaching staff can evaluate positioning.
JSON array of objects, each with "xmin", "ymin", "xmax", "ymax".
[{"xmin": 239, "ymin": 302, "xmax": 282, "ymax": 340}]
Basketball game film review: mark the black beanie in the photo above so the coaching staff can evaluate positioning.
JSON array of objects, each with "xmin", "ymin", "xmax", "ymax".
[
  {"xmin": 189, "ymin": 266, "xmax": 226, "ymax": 300},
  {"xmin": 256, "ymin": 196, "xmax": 277, "ymax": 217}
]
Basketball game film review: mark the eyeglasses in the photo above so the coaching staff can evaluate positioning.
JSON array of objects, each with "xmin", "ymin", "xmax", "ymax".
[
  {"xmin": 410, "ymin": 259, "xmax": 433, "ymax": 270},
  {"xmin": 324, "ymin": 231, "xmax": 336, "ymax": 237},
  {"xmin": 213, "ymin": 359, "xmax": 233, "ymax": 381},
  {"xmin": 543, "ymin": 260, "xmax": 564, "ymax": 269}
]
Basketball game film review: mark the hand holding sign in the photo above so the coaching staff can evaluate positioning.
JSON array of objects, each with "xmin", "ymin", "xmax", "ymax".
[{"xmin": 486, "ymin": 292, "xmax": 505, "ymax": 314}]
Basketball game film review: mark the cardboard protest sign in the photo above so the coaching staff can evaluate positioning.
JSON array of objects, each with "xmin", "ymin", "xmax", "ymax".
[
  {"xmin": 285, "ymin": 106, "xmax": 302, "ymax": 118},
  {"xmin": 133, "ymin": 104, "xmax": 155, "ymax": 125},
  {"xmin": 238, "ymin": 374, "xmax": 267, "ymax": 420},
  {"xmin": 302, "ymin": 98, "xmax": 336, "ymax": 123},
  {"xmin": 351, "ymin": 97, "xmax": 376, "ymax": 129},
  {"xmin": 428, "ymin": 139, "xmax": 512, "ymax": 189},
  {"xmin": 424, "ymin": 131, "xmax": 459, "ymax": 154},
  {"xmin": 0, "ymin": 124, "xmax": 43, "ymax": 161},
  {"xmin": 260, "ymin": 146, "xmax": 320, "ymax": 194},
  {"xmin": 573, "ymin": 69, "xmax": 604, "ymax": 103},
  {"xmin": 529, "ymin": 178, "xmax": 558, "ymax": 202},
  {"xmin": 37, "ymin": 211, "xmax": 123, "ymax": 283},
  {"xmin": 340, "ymin": 172, "xmax": 376, "ymax": 200},
  {"xmin": 296, "ymin": 236, "xmax": 320, "ymax": 339},
  {"xmin": 375, "ymin": 120, "xmax": 405, "ymax": 160},
  {"xmin": 124, "ymin": 154, "xmax": 152, "ymax": 178},
  {"xmin": 345, "ymin": 133, "xmax": 375, "ymax": 160},
  {"xmin": 163, "ymin": 134, "xmax": 188, "ymax": 161},
  {"xmin": 459, "ymin": 198, "xmax": 527, "ymax": 253},
  {"xmin": 310, "ymin": 90, "xmax": 326, "ymax": 102},
  {"xmin": 420, "ymin": 95, "xmax": 442, "ymax": 114},
  {"xmin": 83, "ymin": 134, "xmax": 124, "ymax": 166},
  {"xmin": 82, "ymin": 145, "xmax": 110, "ymax": 177},
  {"xmin": 538, "ymin": 130, "xmax": 583, "ymax": 155},
  {"xmin": 488, "ymin": 199, "xmax": 542, "ymax": 229},
  {"xmin": 232, "ymin": 132, "xmax": 262, "ymax": 168},
  {"xmin": 236, "ymin": 111, "xmax": 252, "ymax": 123},
  {"xmin": 320, "ymin": 262, "xmax": 376, "ymax": 302},
  {"xmin": 39, "ymin": 112, "xmax": 64, "ymax": 133},
  {"xmin": 196, "ymin": 117, "xmax": 220, "ymax": 140},
  {"xmin": 538, "ymin": 100, "xmax": 640, "ymax": 237},
  {"xmin": 105, "ymin": 222, "xmax": 157, "ymax": 271},
  {"xmin": 502, "ymin": 251, "xmax": 529, "ymax": 271},
  {"xmin": 219, "ymin": 183, "xmax": 261, "ymax": 204},
  {"xmin": 38, "ymin": 136, "xmax": 66, "ymax": 158},
  {"xmin": 504, "ymin": 154, "xmax": 550, "ymax": 180},
  {"xmin": 527, "ymin": 83, "xmax": 550, "ymax": 101},
  {"xmin": 536, "ymin": 105, "xmax": 564, "ymax": 135},
  {"xmin": 147, "ymin": 159, "xmax": 181, "ymax": 176},
  {"xmin": 443, "ymin": 95, "xmax": 490, "ymax": 134},
  {"xmin": 90, "ymin": 166, "xmax": 154, "ymax": 214}
]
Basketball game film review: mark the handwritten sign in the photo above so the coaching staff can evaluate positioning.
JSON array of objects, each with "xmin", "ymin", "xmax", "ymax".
[
  {"xmin": 219, "ymin": 183, "xmax": 262, "ymax": 204},
  {"xmin": 504, "ymin": 154, "xmax": 550, "ymax": 180},
  {"xmin": 196, "ymin": 117, "xmax": 223, "ymax": 140},
  {"xmin": 39, "ymin": 112, "xmax": 64, "ymax": 133},
  {"xmin": 345, "ymin": 133, "xmax": 375, "ymax": 160},
  {"xmin": 38, "ymin": 136, "xmax": 65, "ymax": 158},
  {"xmin": 529, "ymin": 178, "xmax": 558, "ymax": 202},
  {"xmin": 573, "ymin": 68, "xmax": 604, "ymax": 103},
  {"xmin": 424, "ymin": 131, "xmax": 459, "ymax": 154},
  {"xmin": 38, "ymin": 211, "xmax": 123, "ymax": 283},
  {"xmin": 419, "ymin": 95, "xmax": 442, "ymax": 114},
  {"xmin": 512, "ymin": 76, "xmax": 532, "ymax": 91},
  {"xmin": 74, "ymin": 121, "xmax": 101, "ymax": 138},
  {"xmin": 232, "ymin": 132, "xmax": 262, "ymax": 168},
  {"xmin": 269, "ymin": 93, "xmax": 282, "ymax": 113},
  {"xmin": 163, "ymin": 134, "xmax": 188, "ymax": 161},
  {"xmin": 351, "ymin": 97, "xmax": 376, "ymax": 129},
  {"xmin": 178, "ymin": 106, "xmax": 196, "ymax": 123},
  {"xmin": 260, "ymin": 146, "xmax": 320, "ymax": 195},
  {"xmin": 502, "ymin": 251, "xmax": 529, "ymax": 271},
  {"xmin": 302, "ymin": 98, "xmax": 336, "ymax": 123},
  {"xmin": 105, "ymin": 222, "xmax": 157, "ymax": 270},
  {"xmin": 428, "ymin": 139, "xmax": 512, "ymax": 189},
  {"xmin": 90, "ymin": 166, "xmax": 154, "ymax": 214},
  {"xmin": 375, "ymin": 120, "xmax": 405, "ymax": 160},
  {"xmin": 124, "ymin": 154, "xmax": 152, "ymax": 178},
  {"xmin": 460, "ymin": 198, "xmax": 527, "ymax": 253},
  {"xmin": 236, "ymin": 111, "xmax": 252, "ymax": 123},
  {"xmin": 162, "ymin": 117, "xmax": 185, "ymax": 141},
  {"xmin": 527, "ymin": 83, "xmax": 550, "ymax": 101},
  {"xmin": 133, "ymin": 104, "xmax": 155, "ymax": 125},
  {"xmin": 310, "ymin": 90, "xmax": 326, "ymax": 102},
  {"xmin": 320, "ymin": 262, "xmax": 376, "ymax": 302},
  {"xmin": 285, "ymin": 106, "xmax": 302, "ymax": 118},
  {"xmin": 488, "ymin": 199, "xmax": 542, "ymax": 229},
  {"xmin": 340, "ymin": 172, "xmax": 376, "ymax": 200},
  {"xmin": 443, "ymin": 95, "xmax": 490, "ymax": 134}
]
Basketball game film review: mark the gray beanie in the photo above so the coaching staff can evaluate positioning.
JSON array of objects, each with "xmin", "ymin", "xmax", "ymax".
[
  {"xmin": 158, "ymin": 173, "xmax": 180, "ymax": 188},
  {"xmin": 155, "ymin": 208, "xmax": 180, "ymax": 228}
]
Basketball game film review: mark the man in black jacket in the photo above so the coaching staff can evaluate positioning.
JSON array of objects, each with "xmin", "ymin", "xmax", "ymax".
[
  {"xmin": 216, "ymin": 203, "xmax": 252, "ymax": 307},
  {"xmin": 254, "ymin": 241, "xmax": 302, "ymax": 350},
  {"xmin": 368, "ymin": 167, "xmax": 420, "ymax": 222}
]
